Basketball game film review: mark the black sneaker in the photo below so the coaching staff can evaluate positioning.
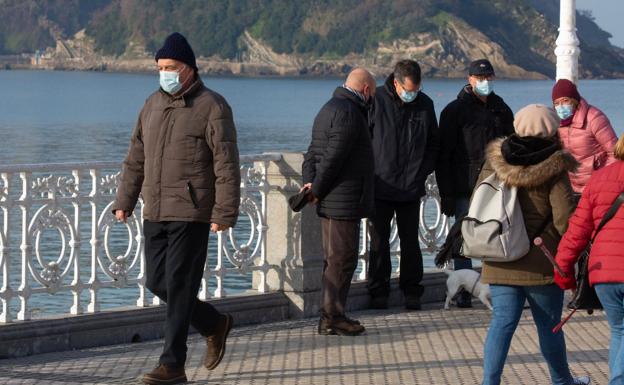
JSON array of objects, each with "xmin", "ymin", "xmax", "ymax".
[
  {"xmin": 405, "ymin": 296, "xmax": 422, "ymax": 310},
  {"xmin": 369, "ymin": 296, "xmax": 389, "ymax": 309},
  {"xmin": 572, "ymin": 375, "xmax": 591, "ymax": 384},
  {"xmin": 456, "ymin": 290, "xmax": 473, "ymax": 308}
]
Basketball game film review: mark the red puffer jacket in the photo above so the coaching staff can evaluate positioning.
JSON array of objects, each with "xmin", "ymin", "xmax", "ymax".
[
  {"xmin": 554, "ymin": 161, "xmax": 624, "ymax": 289},
  {"xmin": 558, "ymin": 98, "xmax": 618, "ymax": 194}
]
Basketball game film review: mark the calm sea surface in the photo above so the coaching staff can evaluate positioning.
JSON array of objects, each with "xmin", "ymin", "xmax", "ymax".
[
  {"xmin": 1, "ymin": 70, "xmax": 623, "ymax": 163},
  {"xmin": 0, "ymin": 70, "xmax": 623, "ymax": 316}
]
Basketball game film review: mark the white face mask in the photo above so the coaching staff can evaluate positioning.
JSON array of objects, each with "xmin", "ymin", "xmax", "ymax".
[
  {"xmin": 399, "ymin": 89, "xmax": 418, "ymax": 103},
  {"xmin": 474, "ymin": 79, "xmax": 493, "ymax": 96},
  {"xmin": 159, "ymin": 69, "xmax": 183, "ymax": 94}
]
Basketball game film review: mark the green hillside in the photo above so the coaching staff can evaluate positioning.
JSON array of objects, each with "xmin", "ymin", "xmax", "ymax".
[{"xmin": 0, "ymin": 0, "xmax": 622, "ymax": 78}]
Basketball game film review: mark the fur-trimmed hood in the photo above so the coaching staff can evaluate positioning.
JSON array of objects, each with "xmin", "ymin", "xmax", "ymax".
[{"xmin": 486, "ymin": 137, "xmax": 579, "ymax": 188}]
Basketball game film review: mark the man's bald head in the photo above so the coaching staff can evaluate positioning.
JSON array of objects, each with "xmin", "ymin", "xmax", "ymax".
[{"xmin": 345, "ymin": 68, "xmax": 376, "ymax": 101}]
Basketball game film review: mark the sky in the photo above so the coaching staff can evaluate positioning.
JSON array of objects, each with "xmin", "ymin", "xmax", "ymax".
[{"xmin": 576, "ymin": 0, "xmax": 624, "ymax": 47}]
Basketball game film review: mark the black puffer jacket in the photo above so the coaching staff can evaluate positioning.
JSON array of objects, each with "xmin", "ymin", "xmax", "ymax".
[
  {"xmin": 435, "ymin": 85, "xmax": 514, "ymax": 201},
  {"xmin": 302, "ymin": 87, "xmax": 375, "ymax": 220},
  {"xmin": 371, "ymin": 74, "xmax": 440, "ymax": 201}
]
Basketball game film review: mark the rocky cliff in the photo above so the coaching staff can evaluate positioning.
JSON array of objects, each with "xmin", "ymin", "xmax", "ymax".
[{"xmin": 1, "ymin": 0, "xmax": 623, "ymax": 79}]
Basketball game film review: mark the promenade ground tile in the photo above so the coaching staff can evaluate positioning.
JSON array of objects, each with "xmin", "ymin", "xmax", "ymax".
[{"xmin": 0, "ymin": 303, "xmax": 610, "ymax": 384}]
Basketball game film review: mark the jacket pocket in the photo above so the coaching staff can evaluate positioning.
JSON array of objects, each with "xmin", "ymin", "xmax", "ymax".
[
  {"xmin": 186, "ymin": 181, "xmax": 199, "ymax": 209},
  {"xmin": 593, "ymin": 152, "xmax": 608, "ymax": 170}
]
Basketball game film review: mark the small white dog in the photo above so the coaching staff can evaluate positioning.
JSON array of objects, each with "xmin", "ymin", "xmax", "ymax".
[{"xmin": 444, "ymin": 269, "xmax": 493, "ymax": 310}]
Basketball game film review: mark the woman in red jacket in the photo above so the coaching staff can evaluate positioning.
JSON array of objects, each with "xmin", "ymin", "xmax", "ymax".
[
  {"xmin": 555, "ymin": 135, "xmax": 624, "ymax": 385},
  {"xmin": 552, "ymin": 79, "xmax": 618, "ymax": 197}
]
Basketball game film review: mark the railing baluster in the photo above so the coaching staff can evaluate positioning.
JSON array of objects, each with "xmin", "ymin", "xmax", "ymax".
[
  {"xmin": 215, "ymin": 231, "xmax": 225, "ymax": 298},
  {"xmin": 70, "ymin": 169, "xmax": 82, "ymax": 315},
  {"xmin": 0, "ymin": 154, "xmax": 447, "ymax": 323},
  {"xmin": 257, "ymin": 160, "xmax": 270, "ymax": 293},
  {"xmin": 0, "ymin": 172, "xmax": 11, "ymax": 323},
  {"xmin": 18, "ymin": 171, "xmax": 31, "ymax": 321},
  {"xmin": 88, "ymin": 168, "xmax": 99, "ymax": 313}
]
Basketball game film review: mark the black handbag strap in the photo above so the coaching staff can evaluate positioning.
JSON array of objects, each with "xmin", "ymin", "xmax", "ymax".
[
  {"xmin": 591, "ymin": 192, "xmax": 624, "ymax": 243},
  {"xmin": 530, "ymin": 213, "xmax": 553, "ymax": 240}
]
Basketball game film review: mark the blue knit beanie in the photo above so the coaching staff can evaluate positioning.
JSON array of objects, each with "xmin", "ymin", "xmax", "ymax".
[{"xmin": 155, "ymin": 32, "xmax": 197, "ymax": 71}]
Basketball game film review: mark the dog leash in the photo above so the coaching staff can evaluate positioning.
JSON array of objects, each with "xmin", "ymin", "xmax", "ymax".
[{"xmin": 469, "ymin": 272, "xmax": 481, "ymax": 297}]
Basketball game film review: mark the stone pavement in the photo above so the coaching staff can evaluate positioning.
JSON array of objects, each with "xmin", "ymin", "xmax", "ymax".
[{"xmin": 0, "ymin": 303, "xmax": 611, "ymax": 385}]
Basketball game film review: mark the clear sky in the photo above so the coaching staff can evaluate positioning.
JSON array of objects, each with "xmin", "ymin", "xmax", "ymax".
[{"xmin": 576, "ymin": 0, "xmax": 624, "ymax": 47}]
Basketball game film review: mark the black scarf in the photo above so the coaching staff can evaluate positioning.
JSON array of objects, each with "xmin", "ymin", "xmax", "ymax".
[{"xmin": 501, "ymin": 134, "xmax": 561, "ymax": 166}]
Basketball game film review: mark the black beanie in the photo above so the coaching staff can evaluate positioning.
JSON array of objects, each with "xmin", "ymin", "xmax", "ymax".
[{"xmin": 155, "ymin": 32, "xmax": 197, "ymax": 71}]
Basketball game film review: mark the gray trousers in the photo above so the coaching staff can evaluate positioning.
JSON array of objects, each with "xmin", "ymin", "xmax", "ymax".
[{"xmin": 320, "ymin": 217, "xmax": 360, "ymax": 319}]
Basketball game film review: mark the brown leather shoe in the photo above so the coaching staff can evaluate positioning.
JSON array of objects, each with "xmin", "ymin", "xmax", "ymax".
[
  {"xmin": 142, "ymin": 364, "xmax": 187, "ymax": 385},
  {"xmin": 318, "ymin": 316, "xmax": 365, "ymax": 336},
  {"xmin": 204, "ymin": 313, "xmax": 233, "ymax": 370}
]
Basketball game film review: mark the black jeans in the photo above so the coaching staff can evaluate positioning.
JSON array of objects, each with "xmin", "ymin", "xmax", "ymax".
[
  {"xmin": 367, "ymin": 200, "xmax": 424, "ymax": 298},
  {"xmin": 320, "ymin": 217, "xmax": 360, "ymax": 319},
  {"xmin": 453, "ymin": 196, "xmax": 473, "ymax": 270},
  {"xmin": 144, "ymin": 220, "xmax": 221, "ymax": 367}
]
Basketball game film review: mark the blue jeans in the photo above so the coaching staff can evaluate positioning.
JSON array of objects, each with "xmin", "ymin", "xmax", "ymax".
[
  {"xmin": 595, "ymin": 283, "xmax": 624, "ymax": 385},
  {"xmin": 482, "ymin": 284, "xmax": 574, "ymax": 385},
  {"xmin": 454, "ymin": 197, "xmax": 472, "ymax": 270}
]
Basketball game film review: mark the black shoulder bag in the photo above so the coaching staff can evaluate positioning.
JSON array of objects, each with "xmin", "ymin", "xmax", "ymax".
[
  {"xmin": 554, "ymin": 192, "xmax": 624, "ymax": 332},
  {"xmin": 568, "ymin": 192, "xmax": 624, "ymax": 312}
]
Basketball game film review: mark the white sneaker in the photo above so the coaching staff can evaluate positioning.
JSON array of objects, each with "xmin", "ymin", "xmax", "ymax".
[{"xmin": 572, "ymin": 376, "xmax": 591, "ymax": 385}]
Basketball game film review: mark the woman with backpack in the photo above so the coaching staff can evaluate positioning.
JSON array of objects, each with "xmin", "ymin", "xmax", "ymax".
[
  {"xmin": 555, "ymin": 135, "xmax": 624, "ymax": 385},
  {"xmin": 476, "ymin": 104, "xmax": 590, "ymax": 385}
]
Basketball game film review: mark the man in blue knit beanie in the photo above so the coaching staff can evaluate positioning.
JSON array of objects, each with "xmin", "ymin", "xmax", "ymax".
[{"xmin": 114, "ymin": 32, "xmax": 241, "ymax": 384}]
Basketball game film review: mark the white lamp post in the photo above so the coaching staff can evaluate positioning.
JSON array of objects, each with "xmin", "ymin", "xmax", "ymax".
[{"xmin": 555, "ymin": 0, "xmax": 580, "ymax": 82}]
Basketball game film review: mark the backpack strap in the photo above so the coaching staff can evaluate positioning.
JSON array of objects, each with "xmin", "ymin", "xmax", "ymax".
[{"xmin": 591, "ymin": 192, "xmax": 624, "ymax": 243}]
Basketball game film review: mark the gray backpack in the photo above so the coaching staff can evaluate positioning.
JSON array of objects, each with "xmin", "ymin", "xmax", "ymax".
[{"xmin": 461, "ymin": 173, "xmax": 530, "ymax": 262}]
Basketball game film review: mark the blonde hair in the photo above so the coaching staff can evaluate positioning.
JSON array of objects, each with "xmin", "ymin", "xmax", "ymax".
[{"xmin": 615, "ymin": 135, "xmax": 624, "ymax": 161}]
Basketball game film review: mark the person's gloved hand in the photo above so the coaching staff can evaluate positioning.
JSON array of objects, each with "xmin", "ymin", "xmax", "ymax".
[
  {"xmin": 553, "ymin": 269, "xmax": 576, "ymax": 291},
  {"xmin": 440, "ymin": 197, "xmax": 456, "ymax": 217}
]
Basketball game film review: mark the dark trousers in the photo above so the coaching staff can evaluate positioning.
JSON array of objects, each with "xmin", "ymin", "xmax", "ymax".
[
  {"xmin": 367, "ymin": 200, "xmax": 424, "ymax": 298},
  {"xmin": 453, "ymin": 196, "xmax": 473, "ymax": 270},
  {"xmin": 143, "ymin": 220, "xmax": 221, "ymax": 367},
  {"xmin": 320, "ymin": 217, "xmax": 360, "ymax": 319}
]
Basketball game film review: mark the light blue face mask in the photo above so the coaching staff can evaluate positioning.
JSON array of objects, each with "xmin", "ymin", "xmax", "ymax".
[
  {"xmin": 399, "ymin": 89, "xmax": 418, "ymax": 103},
  {"xmin": 159, "ymin": 70, "xmax": 183, "ymax": 94},
  {"xmin": 555, "ymin": 104, "xmax": 575, "ymax": 120},
  {"xmin": 474, "ymin": 79, "xmax": 493, "ymax": 96}
]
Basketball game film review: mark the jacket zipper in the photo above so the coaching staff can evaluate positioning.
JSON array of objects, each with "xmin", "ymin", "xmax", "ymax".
[{"xmin": 186, "ymin": 181, "xmax": 199, "ymax": 209}]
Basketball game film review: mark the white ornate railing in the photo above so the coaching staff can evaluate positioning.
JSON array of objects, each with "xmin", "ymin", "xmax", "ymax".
[
  {"xmin": 0, "ymin": 154, "xmax": 280, "ymax": 323},
  {"xmin": 355, "ymin": 174, "xmax": 450, "ymax": 280},
  {"xmin": 0, "ymin": 155, "xmax": 449, "ymax": 323}
]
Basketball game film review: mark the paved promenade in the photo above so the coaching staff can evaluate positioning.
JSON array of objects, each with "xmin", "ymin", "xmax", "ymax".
[{"xmin": 0, "ymin": 302, "xmax": 610, "ymax": 385}]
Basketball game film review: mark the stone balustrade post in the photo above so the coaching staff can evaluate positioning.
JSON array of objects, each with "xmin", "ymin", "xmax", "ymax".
[{"xmin": 255, "ymin": 152, "xmax": 324, "ymax": 318}]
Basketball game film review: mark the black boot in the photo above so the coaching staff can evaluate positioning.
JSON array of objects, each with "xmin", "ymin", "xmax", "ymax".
[
  {"xmin": 369, "ymin": 296, "xmax": 389, "ymax": 309},
  {"xmin": 456, "ymin": 289, "xmax": 472, "ymax": 308}
]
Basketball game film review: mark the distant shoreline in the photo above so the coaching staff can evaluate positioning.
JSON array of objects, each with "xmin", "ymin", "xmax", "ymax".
[
  {"xmin": 0, "ymin": 64, "xmax": 555, "ymax": 80},
  {"xmin": 5, "ymin": 57, "xmax": 624, "ymax": 80},
  {"xmin": 0, "ymin": 55, "xmax": 559, "ymax": 80}
]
